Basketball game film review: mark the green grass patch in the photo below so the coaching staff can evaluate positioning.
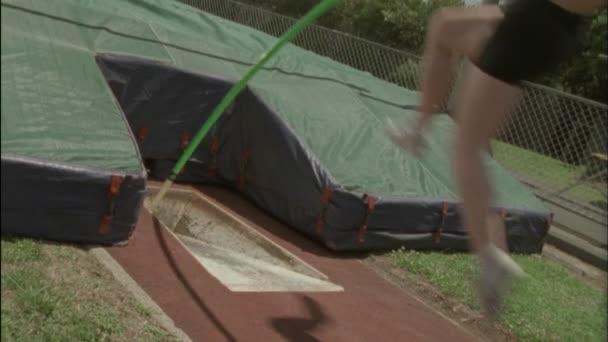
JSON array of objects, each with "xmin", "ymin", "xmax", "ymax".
[
  {"xmin": 493, "ymin": 141, "xmax": 606, "ymax": 205},
  {"xmin": 1, "ymin": 238, "xmax": 178, "ymax": 342},
  {"xmin": 389, "ymin": 249, "xmax": 607, "ymax": 341}
]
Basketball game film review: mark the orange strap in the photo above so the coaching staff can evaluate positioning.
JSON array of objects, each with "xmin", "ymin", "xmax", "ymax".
[
  {"xmin": 238, "ymin": 147, "xmax": 250, "ymax": 191},
  {"xmin": 98, "ymin": 215, "xmax": 113, "ymax": 235},
  {"xmin": 108, "ymin": 175, "xmax": 122, "ymax": 196},
  {"xmin": 433, "ymin": 202, "xmax": 449, "ymax": 244},
  {"xmin": 357, "ymin": 195, "xmax": 376, "ymax": 243},
  {"xmin": 500, "ymin": 208, "xmax": 507, "ymax": 220},
  {"xmin": 545, "ymin": 213, "xmax": 554, "ymax": 231},
  {"xmin": 209, "ymin": 134, "xmax": 219, "ymax": 176},
  {"xmin": 137, "ymin": 127, "xmax": 149, "ymax": 144},
  {"xmin": 180, "ymin": 132, "xmax": 191, "ymax": 153},
  {"xmin": 315, "ymin": 188, "xmax": 333, "ymax": 236},
  {"xmin": 98, "ymin": 175, "xmax": 123, "ymax": 235}
]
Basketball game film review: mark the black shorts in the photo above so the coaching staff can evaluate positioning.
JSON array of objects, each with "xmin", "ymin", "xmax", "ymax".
[{"xmin": 476, "ymin": 0, "xmax": 585, "ymax": 84}]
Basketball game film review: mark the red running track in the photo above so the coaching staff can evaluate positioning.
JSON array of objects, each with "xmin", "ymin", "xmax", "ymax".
[{"xmin": 106, "ymin": 184, "xmax": 477, "ymax": 342}]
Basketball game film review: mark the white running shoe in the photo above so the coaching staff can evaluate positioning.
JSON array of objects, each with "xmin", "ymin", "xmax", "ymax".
[
  {"xmin": 385, "ymin": 118, "xmax": 409, "ymax": 150},
  {"xmin": 385, "ymin": 118, "xmax": 425, "ymax": 154},
  {"xmin": 478, "ymin": 244, "xmax": 526, "ymax": 320}
]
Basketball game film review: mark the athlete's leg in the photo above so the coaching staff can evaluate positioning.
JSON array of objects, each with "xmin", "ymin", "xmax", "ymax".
[
  {"xmin": 416, "ymin": 5, "xmax": 503, "ymax": 135},
  {"xmin": 386, "ymin": 4, "xmax": 508, "ymax": 251},
  {"xmin": 387, "ymin": 5, "xmax": 504, "ymax": 155},
  {"xmin": 452, "ymin": 63, "xmax": 524, "ymax": 318},
  {"xmin": 452, "ymin": 63, "xmax": 519, "ymax": 253}
]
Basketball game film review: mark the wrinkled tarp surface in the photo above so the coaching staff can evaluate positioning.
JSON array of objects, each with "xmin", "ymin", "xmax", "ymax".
[{"xmin": 1, "ymin": 0, "xmax": 550, "ymax": 251}]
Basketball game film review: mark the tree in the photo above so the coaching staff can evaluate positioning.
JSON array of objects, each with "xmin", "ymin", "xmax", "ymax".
[
  {"xmin": 242, "ymin": 0, "xmax": 606, "ymax": 103},
  {"xmin": 541, "ymin": 9, "xmax": 607, "ymax": 103}
]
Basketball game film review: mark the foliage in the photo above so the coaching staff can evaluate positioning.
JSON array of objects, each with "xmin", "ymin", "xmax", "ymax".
[
  {"xmin": 242, "ymin": 0, "xmax": 607, "ymax": 103},
  {"xmin": 388, "ymin": 250, "xmax": 608, "ymax": 341},
  {"xmin": 541, "ymin": 9, "xmax": 607, "ymax": 103},
  {"xmin": 1, "ymin": 238, "xmax": 178, "ymax": 341}
]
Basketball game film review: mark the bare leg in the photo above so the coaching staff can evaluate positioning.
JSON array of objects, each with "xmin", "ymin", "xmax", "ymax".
[
  {"xmin": 415, "ymin": 6, "xmax": 503, "ymax": 134},
  {"xmin": 452, "ymin": 63, "xmax": 520, "ymax": 253},
  {"xmin": 388, "ymin": 5, "xmax": 508, "ymax": 248},
  {"xmin": 452, "ymin": 64, "xmax": 525, "ymax": 319},
  {"xmin": 387, "ymin": 6, "xmax": 504, "ymax": 156},
  {"xmin": 415, "ymin": 6, "xmax": 510, "ymax": 251},
  {"xmin": 487, "ymin": 211, "xmax": 508, "ymax": 251},
  {"xmin": 385, "ymin": 5, "xmax": 525, "ymax": 319}
]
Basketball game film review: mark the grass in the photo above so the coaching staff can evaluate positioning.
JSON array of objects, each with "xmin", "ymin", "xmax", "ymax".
[
  {"xmin": 1, "ymin": 237, "xmax": 178, "ymax": 342},
  {"xmin": 389, "ymin": 249, "xmax": 607, "ymax": 341},
  {"xmin": 493, "ymin": 141, "xmax": 606, "ymax": 205}
]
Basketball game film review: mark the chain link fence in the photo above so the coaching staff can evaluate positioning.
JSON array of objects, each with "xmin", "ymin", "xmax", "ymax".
[{"xmin": 179, "ymin": 0, "xmax": 607, "ymax": 221}]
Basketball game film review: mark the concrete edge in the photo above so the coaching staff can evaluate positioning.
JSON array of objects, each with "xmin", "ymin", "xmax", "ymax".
[
  {"xmin": 542, "ymin": 198, "xmax": 606, "ymax": 248},
  {"xmin": 546, "ymin": 225, "xmax": 607, "ymax": 270},
  {"xmin": 542, "ymin": 244, "xmax": 607, "ymax": 289},
  {"xmin": 88, "ymin": 246, "xmax": 193, "ymax": 342}
]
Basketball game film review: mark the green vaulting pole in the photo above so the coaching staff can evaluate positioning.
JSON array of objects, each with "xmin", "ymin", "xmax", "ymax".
[{"xmin": 151, "ymin": 0, "xmax": 338, "ymax": 209}]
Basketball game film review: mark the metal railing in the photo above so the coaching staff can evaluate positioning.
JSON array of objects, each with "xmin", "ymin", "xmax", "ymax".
[{"xmin": 179, "ymin": 0, "xmax": 608, "ymax": 221}]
